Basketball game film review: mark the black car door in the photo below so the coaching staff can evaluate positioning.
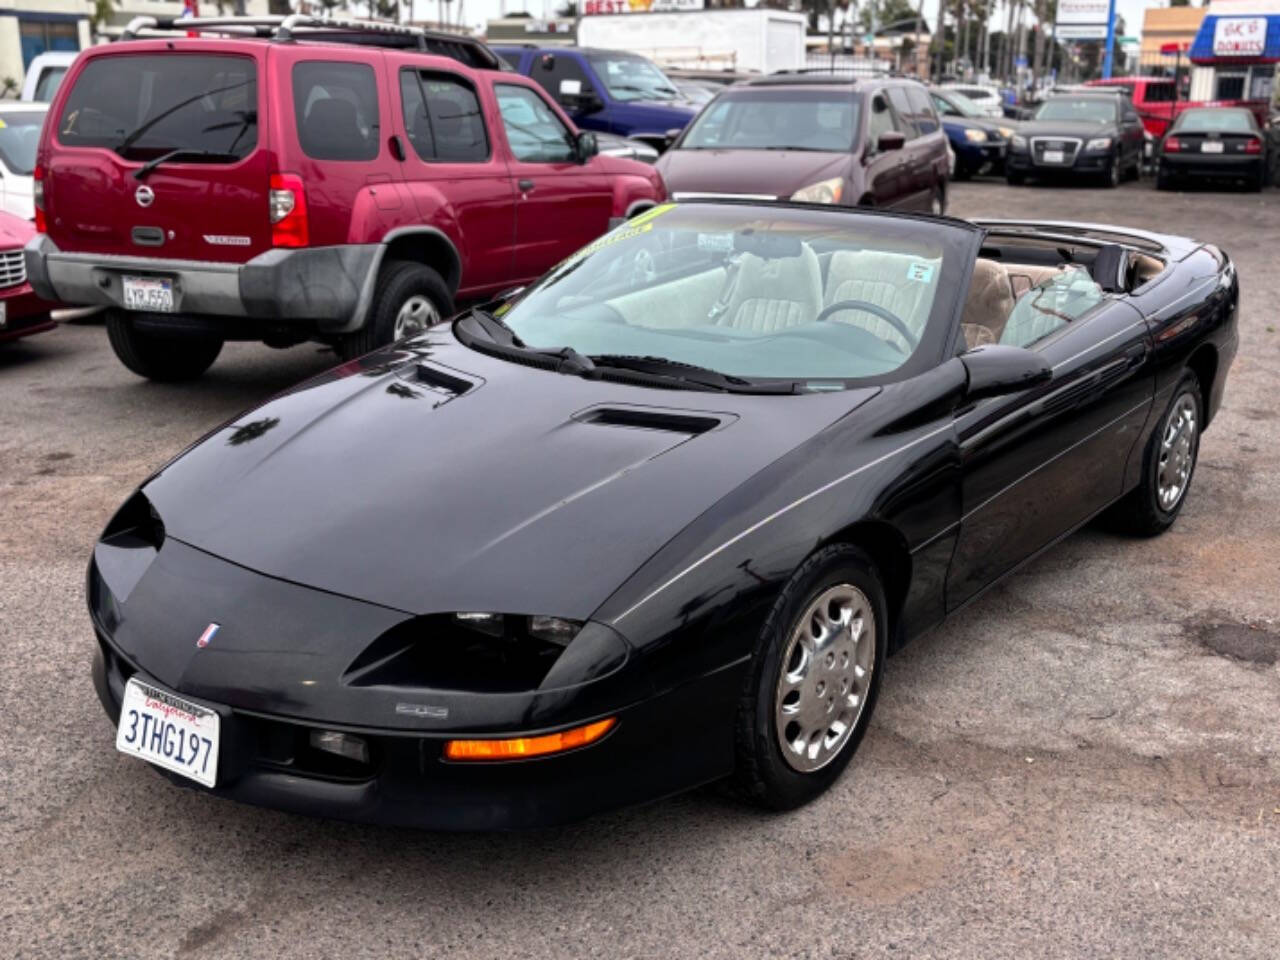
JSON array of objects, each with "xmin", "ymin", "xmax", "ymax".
[
  {"xmin": 946, "ymin": 257, "xmax": 1156, "ymax": 608},
  {"xmin": 1120, "ymin": 100, "xmax": 1145, "ymax": 167}
]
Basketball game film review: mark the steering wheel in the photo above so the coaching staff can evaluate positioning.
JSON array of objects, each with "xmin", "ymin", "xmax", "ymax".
[{"xmin": 815, "ymin": 298, "xmax": 918, "ymax": 352}]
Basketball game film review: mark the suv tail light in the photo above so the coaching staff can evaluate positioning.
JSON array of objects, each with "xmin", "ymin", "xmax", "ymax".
[
  {"xmin": 269, "ymin": 173, "xmax": 308, "ymax": 248},
  {"xmin": 33, "ymin": 164, "xmax": 46, "ymax": 232},
  {"xmin": 1244, "ymin": 137, "xmax": 1262, "ymax": 154},
  {"xmin": 1164, "ymin": 137, "xmax": 1182, "ymax": 153}
]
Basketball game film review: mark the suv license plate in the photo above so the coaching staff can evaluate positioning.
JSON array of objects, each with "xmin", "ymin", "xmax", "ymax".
[
  {"xmin": 1043, "ymin": 149, "xmax": 1065, "ymax": 163},
  {"xmin": 1201, "ymin": 141, "xmax": 1224, "ymax": 154},
  {"xmin": 115, "ymin": 677, "xmax": 220, "ymax": 787},
  {"xmin": 122, "ymin": 276, "xmax": 175, "ymax": 313}
]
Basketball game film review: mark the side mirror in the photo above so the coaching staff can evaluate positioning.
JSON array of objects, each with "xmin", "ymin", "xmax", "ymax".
[
  {"xmin": 959, "ymin": 344, "xmax": 1051, "ymax": 401},
  {"xmin": 877, "ymin": 131, "xmax": 906, "ymax": 152},
  {"xmin": 663, "ymin": 126, "xmax": 683, "ymax": 147},
  {"xmin": 574, "ymin": 130, "xmax": 599, "ymax": 164}
]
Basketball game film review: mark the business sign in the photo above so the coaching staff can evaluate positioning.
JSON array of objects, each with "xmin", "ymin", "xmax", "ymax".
[
  {"xmin": 1055, "ymin": 0, "xmax": 1110, "ymax": 27},
  {"xmin": 1056, "ymin": 24, "xmax": 1110, "ymax": 40},
  {"xmin": 1213, "ymin": 17, "xmax": 1267, "ymax": 56},
  {"xmin": 583, "ymin": 0, "xmax": 704, "ymax": 13}
]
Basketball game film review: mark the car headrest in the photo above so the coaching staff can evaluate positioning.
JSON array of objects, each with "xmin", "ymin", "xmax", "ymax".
[
  {"xmin": 303, "ymin": 98, "xmax": 368, "ymax": 161},
  {"xmin": 1090, "ymin": 243, "xmax": 1127, "ymax": 293}
]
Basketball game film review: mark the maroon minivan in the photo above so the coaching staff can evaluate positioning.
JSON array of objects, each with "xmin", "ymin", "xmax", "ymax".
[
  {"xmin": 25, "ymin": 16, "xmax": 664, "ymax": 380},
  {"xmin": 656, "ymin": 74, "xmax": 949, "ymax": 215}
]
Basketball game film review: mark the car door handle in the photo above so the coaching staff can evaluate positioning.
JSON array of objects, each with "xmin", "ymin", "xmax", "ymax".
[{"xmin": 518, "ymin": 179, "xmax": 535, "ymax": 192}]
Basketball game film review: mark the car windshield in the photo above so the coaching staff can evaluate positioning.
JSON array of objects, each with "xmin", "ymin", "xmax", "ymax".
[
  {"xmin": 587, "ymin": 54, "xmax": 679, "ymax": 101},
  {"xmin": 933, "ymin": 90, "xmax": 985, "ymax": 118},
  {"xmin": 681, "ymin": 89, "xmax": 860, "ymax": 152},
  {"xmin": 1176, "ymin": 109, "xmax": 1254, "ymax": 133},
  {"xmin": 0, "ymin": 109, "xmax": 47, "ymax": 175},
  {"xmin": 1035, "ymin": 97, "xmax": 1116, "ymax": 124},
  {"xmin": 482, "ymin": 204, "xmax": 972, "ymax": 385},
  {"xmin": 56, "ymin": 54, "xmax": 258, "ymax": 161}
]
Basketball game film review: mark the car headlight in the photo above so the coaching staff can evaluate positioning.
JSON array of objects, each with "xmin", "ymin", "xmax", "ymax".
[
  {"xmin": 1086, "ymin": 137, "xmax": 1112, "ymax": 151},
  {"xmin": 964, "ymin": 128, "xmax": 988, "ymax": 143},
  {"xmin": 997, "ymin": 126, "xmax": 1016, "ymax": 140},
  {"xmin": 1011, "ymin": 134, "xmax": 1027, "ymax": 149},
  {"xmin": 790, "ymin": 176, "xmax": 844, "ymax": 204},
  {"xmin": 453, "ymin": 612, "xmax": 583, "ymax": 647}
]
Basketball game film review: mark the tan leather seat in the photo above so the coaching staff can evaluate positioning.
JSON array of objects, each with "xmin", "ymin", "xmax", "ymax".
[
  {"xmin": 822, "ymin": 250, "xmax": 940, "ymax": 352},
  {"xmin": 960, "ymin": 259, "xmax": 1015, "ymax": 349},
  {"xmin": 718, "ymin": 245, "xmax": 823, "ymax": 334}
]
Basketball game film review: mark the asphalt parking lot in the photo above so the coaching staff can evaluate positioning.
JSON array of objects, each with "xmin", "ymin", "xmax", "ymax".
[{"xmin": 3, "ymin": 178, "xmax": 1278, "ymax": 959}]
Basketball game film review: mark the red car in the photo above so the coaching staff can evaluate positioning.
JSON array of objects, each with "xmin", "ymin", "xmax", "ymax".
[
  {"xmin": 0, "ymin": 212, "xmax": 58, "ymax": 344},
  {"xmin": 25, "ymin": 15, "xmax": 665, "ymax": 381},
  {"xmin": 1085, "ymin": 76, "xmax": 1270, "ymax": 138}
]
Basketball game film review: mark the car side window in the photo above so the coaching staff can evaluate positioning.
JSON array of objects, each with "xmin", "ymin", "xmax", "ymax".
[
  {"xmin": 867, "ymin": 94, "xmax": 896, "ymax": 147},
  {"xmin": 906, "ymin": 86, "xmax": 939, "ymax": 134},
  {"xmin": 931, "ymin": 93, "xmax": 958, "ymax": 117},
  {"xmin": 399, "ymin": 70, "xmax": 489, "ymax": 163},
  {"xmin": 293, "ymin": 61, "xmax": 380, "ymax": 162},
  {"xmin": 532, "ymin": 53, "xmax": 597, "ymax": 109},
  {"xmin": 1122, "ymin": 104, "xmax": 1140, "ymax": 124},
  {"xmin": 496, "ymin": 84, "xmax": 575, "ymax": 163},
  {"xmin": 885, "ymin": 86, "xmax": 919, "ymax": 138}
]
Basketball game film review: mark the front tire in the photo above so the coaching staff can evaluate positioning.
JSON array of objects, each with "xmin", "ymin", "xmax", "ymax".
[
  {"xmin": 105, "ymin": 310, "xmax": 223, "ymax": 382},
  {"xmin": 1102, "ymin": 156, "xmax": 1121, "ymax": 188},
  {"xmin": 729, "ymin": 544, "xmax": 888, "ymax": 810},
  {"xmin": 339, "ymin": 261, "xmax": 452, "ymax": 361},
  {"xmin": 1107, "ymin": 371, "xmax": 1202, "ymax": 536}
]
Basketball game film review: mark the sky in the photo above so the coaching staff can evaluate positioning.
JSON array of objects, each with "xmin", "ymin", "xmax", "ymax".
[{"xmin": 401, "ymin": 0, "xmax": 1162, "ymax": 45}]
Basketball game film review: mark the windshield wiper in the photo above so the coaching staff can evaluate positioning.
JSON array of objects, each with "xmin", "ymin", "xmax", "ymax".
[
  {"xmin": 133, "ymin": 148, "xmax": 237, "ymax": 181},
  {"xmin": 589, "ymin": 354, "xmax": 797, "ymax": 394},
  {"xmin": 116, "ymin": 78, "xmax": 254, "ymax": 156}
]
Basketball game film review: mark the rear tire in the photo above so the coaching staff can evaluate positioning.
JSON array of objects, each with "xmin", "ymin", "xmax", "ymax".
[
  {"xmin": 1006, "ymin": 170, "xmax": 1025, "ymax": 186},
  {"xmin": 1155, "ymin": 169, "xmax": 1173, "ymax": 191},
  {"xmin": 930, "ymin": 185, "xmax": 946, "ymax": 216},
  {"xmin": 339, "ymin": 261, "xmax": 452, "ymax": 361},
  {"xmin": 728, "ymin": 543, "xmax": 888, "ymax": 810},
  {"xmin": 105, "ymin": 310, "xmax": 223, "ymax": 382},
  {"xmin": 1106, "ymin": 371, "xmax": 1202, "ymax": 537}
]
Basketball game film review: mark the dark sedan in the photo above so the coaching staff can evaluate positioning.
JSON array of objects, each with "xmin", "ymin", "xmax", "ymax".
[
  {"xmin": 1007, "ymin": 92, "xmax": 1146, "ymax": 187},
  {"xmin": 656, "ymin": 75, "xmax": 950, "ymax": 214},
  {"xmin": 930, "ymin": 87, "xmax": 1018, "ymax": 179},
  {"xmin": 90, "ymin": 203, "xmax": 1236, "ymax": 829},
  {"xmin": 1156, "ymin": 107, "xmax": 1270, "ymax": 191}
]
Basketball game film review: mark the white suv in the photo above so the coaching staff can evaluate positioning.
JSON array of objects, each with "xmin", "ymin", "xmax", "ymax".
[{"xmin": 938, "ymin": 83, "xmax": 1005, "ymax": 119}]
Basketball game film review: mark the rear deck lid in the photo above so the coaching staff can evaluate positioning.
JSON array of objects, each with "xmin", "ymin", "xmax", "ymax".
[{"xmin": 47, "ymin": 51, "xmax": 270, "ymax": 262}]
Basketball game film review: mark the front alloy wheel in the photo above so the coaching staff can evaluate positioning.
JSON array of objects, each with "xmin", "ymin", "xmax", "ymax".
[{"xmin": 1156, "ymin": 392, "xmax": 1198, "ymax": 512}]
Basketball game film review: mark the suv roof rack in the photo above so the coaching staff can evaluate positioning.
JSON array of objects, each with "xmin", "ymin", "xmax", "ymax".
[
  {"xmin": 751, "ymin": 72, "xmax": 861, "ymax": 86},
  {"xmin": 120, "ymin": 15, "xmax": 502, "ymax": 70}
]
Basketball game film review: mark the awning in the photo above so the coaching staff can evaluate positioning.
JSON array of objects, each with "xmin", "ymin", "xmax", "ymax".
[{"xmin": 1190, "ymin": 14, "xmax": 1280, "ymax": 64}]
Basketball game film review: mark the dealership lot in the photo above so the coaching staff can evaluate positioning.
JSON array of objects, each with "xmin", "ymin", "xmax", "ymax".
[{"xmin": 3, "ymin": 179, "xmax": 1279, "ymax": 958}]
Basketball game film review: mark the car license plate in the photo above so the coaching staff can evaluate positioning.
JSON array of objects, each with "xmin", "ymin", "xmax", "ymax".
[
  {"xmin": 116, "ymin": 677, "xmax": 220, "ymax": 787},
  {"xmin": 122, "ymin": 276, "xmax": 175, "ymax": 313},
  {"xmin": 1043, "ymin": 149, "xmax": 1065, "ymax": 163},
  {"xmin": 1201, "ymin": 141, "xmax": 1224, "ymax": 154}
]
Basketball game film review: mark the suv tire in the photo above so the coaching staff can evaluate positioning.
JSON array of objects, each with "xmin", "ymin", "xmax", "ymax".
[
  {"xmin": 105, "ymin": 310, "xmax": 223, "ymax": 382},
  {"xmin": 340, "ymin": 261, "xmax": 452, "ymax": 361}
]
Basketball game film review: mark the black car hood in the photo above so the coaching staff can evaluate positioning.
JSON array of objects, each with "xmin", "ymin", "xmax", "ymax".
[
  {"xmin": 142, "ymin": 329, "xmax": 876, "ymax": 621},
  {"xmin": 1018, "ymin": 118, "xmax": 1117, "ymax": 138}
]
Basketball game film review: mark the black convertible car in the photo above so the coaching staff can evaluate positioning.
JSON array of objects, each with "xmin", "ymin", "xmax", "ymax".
[{"xmin": 91, "ymin": 202, "xmax": 1237, "ymax": 829}]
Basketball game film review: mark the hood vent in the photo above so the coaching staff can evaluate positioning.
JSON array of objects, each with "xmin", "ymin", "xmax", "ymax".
[
  {"xmin": 576, "ymin": 406, "xmax": 725, "ymax": 435},
  {"xmin": 413, "ymin": 362, "xmax": 475, "ymax": 396}
]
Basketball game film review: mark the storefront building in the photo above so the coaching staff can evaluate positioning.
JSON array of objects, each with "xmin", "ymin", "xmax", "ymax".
[{"xmin": 1187, "ymin": 0, "xmax": 1279, "ymax": 105}]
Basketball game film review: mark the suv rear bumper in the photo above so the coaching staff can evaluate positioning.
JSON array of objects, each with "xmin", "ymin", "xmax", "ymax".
[{"xmin": 24, "ymin": 235, "xmax": 378, "ymax": 333}]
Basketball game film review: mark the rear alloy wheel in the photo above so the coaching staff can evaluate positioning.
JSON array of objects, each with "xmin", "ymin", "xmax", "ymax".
[
  {"xmin": 105, "ymin": 310, "xmax": 223, "ymax": 382},
  {"xmin": 1106, "ymin": 371, "xmax": 1202, "ymax": 536},
  {"xmin": 730, "ymin": 543, "xmax": 887, "ymax": 809},
  {"xmin": 340, "ymin": 261, "xmax": 452, "ymax": 361}
]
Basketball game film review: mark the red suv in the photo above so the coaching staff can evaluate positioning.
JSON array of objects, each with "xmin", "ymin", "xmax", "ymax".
[{"xmin": 25, "ymin": 16, "xmax": 664, "ymax": 380}]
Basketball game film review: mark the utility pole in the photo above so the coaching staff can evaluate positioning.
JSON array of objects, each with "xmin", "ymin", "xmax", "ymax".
[{"xmin": 1101, "ymin": 0, "xmax": 1117, "ymax": 78}]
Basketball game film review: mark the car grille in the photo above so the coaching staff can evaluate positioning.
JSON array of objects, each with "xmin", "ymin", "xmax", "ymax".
[
  {"xmin": 0, "ymin": 248, "xmax": 26, "ymax": 288},
  {"xmin": 1031, "ymin": 137, "xmax": 1081, "ymax": 166}
]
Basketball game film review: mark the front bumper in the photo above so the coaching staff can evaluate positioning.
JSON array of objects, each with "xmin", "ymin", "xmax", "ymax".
[
  {"xmin": 1006, "ymin": 149, "xmax": 1113, "ymax": 176},
  {"xmin": 25, "ymin": 234, "xmax": 377, "ymax": 333},
  {"xmin": 955, "ymin": 141, "xmax": 1007, "ymax": 173},
  {"xmin": 0, "ymin": 280, "xmax": 57, "ymax": 342}
]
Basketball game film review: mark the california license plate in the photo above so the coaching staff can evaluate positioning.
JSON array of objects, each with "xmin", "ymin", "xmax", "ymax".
[
  {"xmin": 1043, "ymin": 149, "xmax": 1065, "ymax": 163},
  {"xmin": 122, "ymin": 276, "xmax": 174, "ymax": 312},
  {"xmin": 116, "ymin": 677, "xmax": 220, "ymax": 787},
  {"xmin": 1201, "ymin": 141, "xmax": 1224, "ymax": 154}
]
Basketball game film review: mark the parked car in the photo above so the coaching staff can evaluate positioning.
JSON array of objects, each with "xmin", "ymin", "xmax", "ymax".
[
  {"xmin": 930, "ymin": 87, "xmax": 1017, "ymax": 179},
  {"xmin": 0, "ymin": 212, "xmax": 58, "ymax": 344},
  {"xmin": 671, "ymin": 78, "xmax": 718, "ymax": 106},
  {"xmin": 25, "ymin": 16, "xmax": 665, "ymax": 382},
  {"xmin": 1006, "ymin": 92, "xmax": 1145, "ymax": 187},
  {"xmin": 0, "ymin": 103, "xmax": 48, "ymax": 220},
  {"xmin": 937, "ymin": 82, "xmax": 1005, "ymax": 119},
  {"xmin": 656, "ymin": 74, "xmax": 950, "ymax": 214},
  {"xmin": 20, "ymin": 50, "xmax": 76, "ymax": 102},
  {"xmin": 1085, "ymin": 75, "xmax": 1272, "ymax": 138},
  {"xmin": 491, "ymin": 45, "xmax": 699, "ymax": 151},
  {"xmin": 88, "ymin": 202, "xmax": 1236, "ymax": 828},
  {"xmin": 1156, "ymin": 107, "xmax": 1270, "ymax": 192}
]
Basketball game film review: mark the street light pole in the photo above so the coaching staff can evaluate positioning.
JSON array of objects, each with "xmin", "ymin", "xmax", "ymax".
[{"xmin": 1101, "ymin": 0, "xmax": 1117, "ymax": 78}]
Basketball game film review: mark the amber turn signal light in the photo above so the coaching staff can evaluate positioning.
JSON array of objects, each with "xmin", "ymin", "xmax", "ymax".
[{"xmin": 444, "ymin": 717, "xmax": 617, "ymax": 762}]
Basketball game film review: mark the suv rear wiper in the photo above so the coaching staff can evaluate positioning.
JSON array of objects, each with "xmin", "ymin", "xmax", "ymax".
[
  {"xmin": 589, "ymin": 354, "xmax": 797, "ymax": 394},
  {"xmin": 133, "ymin": 148, "xmax": 237, "ymax": 181},
  {"xmin": 116, "ymin": 78, "xmax": 254, "ymax": 156}
]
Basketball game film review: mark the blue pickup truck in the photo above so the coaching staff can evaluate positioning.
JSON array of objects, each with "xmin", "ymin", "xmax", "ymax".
[{"xmin": 492, "ymin": 46, "xmax": 699, "ymax": 151}]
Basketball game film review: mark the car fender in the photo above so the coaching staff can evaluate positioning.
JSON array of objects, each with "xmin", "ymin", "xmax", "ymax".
[{"xmin": 345, "ymin": 224, "xmax": 465, "ymax": 334}]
